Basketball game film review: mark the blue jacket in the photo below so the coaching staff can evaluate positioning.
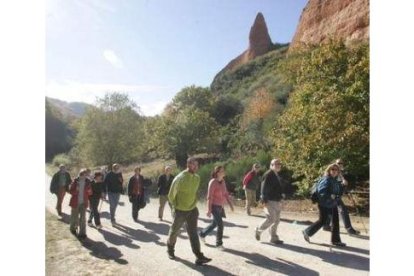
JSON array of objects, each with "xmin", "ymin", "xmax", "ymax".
[{"xmin": 317, "ymin": 176, "xmax": 343, "ymax": 208}]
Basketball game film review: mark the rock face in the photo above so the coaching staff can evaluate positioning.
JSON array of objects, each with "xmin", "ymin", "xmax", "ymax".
[
  {"xmin": 219, "ymin": 12, "xmax": 273, "ymax": 73},
  {"xmin": 290, "ymin": 0, "xmax": 369, "ymax": 51}
]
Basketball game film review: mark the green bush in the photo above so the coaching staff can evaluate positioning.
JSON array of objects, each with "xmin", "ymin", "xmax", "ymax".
[{"xmin": 52, "ymin": 153, "xmax": 72, "ymax": 167}]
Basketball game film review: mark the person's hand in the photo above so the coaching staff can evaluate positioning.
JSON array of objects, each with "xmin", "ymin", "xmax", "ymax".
[
  {"xmin": 282, "ymin": 193, "xmax": 286, "ymax": 199},
  {"xmin": 102, "ymin": 193, "xmax": 106, "ymax": 200},
  {"xmin": 207, "ymin": 211, "xmax": 212, "ymax": 218},
  {"xmin": 331, "ymin": 194, "xmax": 336, "ymax": 200}
]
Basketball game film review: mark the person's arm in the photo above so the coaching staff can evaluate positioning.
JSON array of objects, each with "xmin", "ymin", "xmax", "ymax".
[
  {"xmin": 50, "ymin": 174, "xmax": 57, "ymax": 194},
  {"xmin": 157, "ymin": 175, "xmax": 163, "ymax": 188},
  {"xmin": 260, "ymin": 172, "xmax": 271, "ymax": 204},
  {"xmin": 242, "ymin": 172, "xmax": 254, "ymax": 189},
  {"xmin": 224, "ymin": 182, "xmax": 234, "ymax": 211},
  {"xmin": 127, "ymin": 177, "xmax": 133, "ymax": 197},
  {"xmin": 168, "ymin": 175, "xmax": 181, "ymax": 208},
  {"xmin": 206, "ymin": 180, "xmax": 215, "ymax": 217}
]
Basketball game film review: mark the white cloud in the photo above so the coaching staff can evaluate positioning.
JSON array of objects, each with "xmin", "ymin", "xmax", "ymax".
[
  {"xmin": 45, "ymin": 80, "xmax": 171, "ymax": 116},
  {"xmin": 103, "ymin": 49, "xmax": 124, "ymax": 69}
]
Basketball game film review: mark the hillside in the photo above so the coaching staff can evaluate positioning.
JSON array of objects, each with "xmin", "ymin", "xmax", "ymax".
[
  {"xmin": 211, "ymin": 45, "xmax": 290, "ymax": 106},
  {"xmin": 46, "ymin": 97, "xmax": 91, "ymax": 119}
]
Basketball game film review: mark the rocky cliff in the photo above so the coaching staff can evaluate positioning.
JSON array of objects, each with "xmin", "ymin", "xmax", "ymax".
[
  {"xmin": 290, "ymin": 0, "xmax": 369, "ymax": 50},
  {"xmin": 217, "ymin": 12, "xmax": 273, "ymax": 74}
]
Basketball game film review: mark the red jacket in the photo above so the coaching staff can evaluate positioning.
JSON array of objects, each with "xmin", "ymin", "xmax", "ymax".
[{"xmin": 69, "ymin": 177, "xmax": 92, "ymax": 208}]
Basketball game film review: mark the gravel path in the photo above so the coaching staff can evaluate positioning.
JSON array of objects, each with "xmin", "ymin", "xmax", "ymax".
[{"xmin": 45, "ymin": 174, "xmax": 369, "ymax": 275}]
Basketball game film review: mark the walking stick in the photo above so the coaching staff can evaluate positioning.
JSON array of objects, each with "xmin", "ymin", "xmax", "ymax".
[{"xmin": 346, "ymin": 192, "xmax": 368, "ymax": 234}]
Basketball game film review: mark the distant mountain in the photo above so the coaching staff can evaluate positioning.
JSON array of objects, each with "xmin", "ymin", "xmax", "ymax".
[{"xmin": 46, "ymin": 97, "xmax": 91, "ymax": 119}]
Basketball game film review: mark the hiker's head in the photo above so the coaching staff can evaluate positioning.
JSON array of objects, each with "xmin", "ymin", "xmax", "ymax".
[
  {"xmin": 270, "ymin": 159, "xmax": 282, "ymax": 173},
  {"xmin": 187, "ymin": 157, "xmax": 199, "ymax": 173},
  {"xmin": 79, "ymin": 168, "xmax": 88, "ymax": 179},
  {"xmin": 325, "ymin": 163, "xmax": 340, "ymax": 177},
  {"xmin": 94, "ymin": 171, "xmax": 103, "ymax": 182},
  {"xmin": 59, "ymin": 164, "xmax": 66, "ymax": 173},
  {"xmin": 112, "ymin": 163, "xmax": 120, "ymax": 172},
  {"xmin": 211, "ymin": 166, "xmax": 225, "ymax": 179},
  {"xmin": 85, "ymin": 168, "xmax": 91, "ymax": 177},
  {"xmin": 165, "ymin": 165, "xmax": 172, "ymax": 175},
  {"xmin": 134, "ymin": 166, "xmax": 141, "ymax": 175},
  {"xmin": 335, "ymin": 159, "xmax": 344, "ymax": 170},
  {"xmin": 252, "ymin": 163, "xmax": 260, "ymax": 172}
]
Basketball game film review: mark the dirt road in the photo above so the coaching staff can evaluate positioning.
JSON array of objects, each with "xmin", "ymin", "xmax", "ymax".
[{"xmin": 45, "ymin": 174, "xmax": 369, "ymax": 275}]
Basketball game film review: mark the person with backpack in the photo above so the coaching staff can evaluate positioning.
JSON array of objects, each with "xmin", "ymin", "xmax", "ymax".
[
  {"xmin": 103, "ymin": 163, "xmax": 124, "ymax": 226},
  {"xmin": 157, "ymin": 166, "xmax": 174, "ymax": 221},
  {"xmin": 87, "ymin": 171, "xmax": 105, "ymax": 229},
  {"xmin": 302, "ymin": 163, "xmax": 346, "ymax": 247},
  {"xmin": 323, "ymin": 159, "xmax": 360, "ymax": 235},
  {"xmin": 254, "ymin": 159, "xmax": 289, "ymax": 245},
  {"xmin": 128, "ymin": 167, "xmax": 145, "ymax": 222},
  {"xmin": 242, "ymin": 163, "xmax": 261, "ymax": 215},
  {"xmin": 199, "ymin": 166, "xmax": 234, "ymax": 250},
  {"xmin": 69, "ymin": 168, "xmax": 92, "ymax": 240},
  {"xmin": 49, "ymin": 164, "xmax": 72, "ymax": 216}
]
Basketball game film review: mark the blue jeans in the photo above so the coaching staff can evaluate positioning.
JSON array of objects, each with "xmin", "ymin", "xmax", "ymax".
[
  {"xmin": 200, "ymin": 205, "xmax": 225, "ymax": 246},
  {"xmin": 108, "ymin": 192, "xmax": 120, "ymax": 222}
]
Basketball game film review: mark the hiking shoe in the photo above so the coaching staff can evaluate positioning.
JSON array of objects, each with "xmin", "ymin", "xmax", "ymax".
[
  {"xmin": 78, "ymin": 234, "xmax": 87, "ymax": 240},
  {"xmin": 302, "ymin": 230, "xmax": 310, "ymax": 243},
  {"xmin": 167, "ymin": 246, "xmax": 175, "ymax": 260},
  {"xmin": 70, "ymin": 229, "xmax": 77, "ymax": 236},
  {"xmin": 216, "ymin": 245, "xmax": 225, "ymax": 251},
  {"xmin": 323, "ymin": 225, "xmax": 332, "ymax": 231},
  {"xmin": 332, "ymin": 241, "xmax": 346, "ymax": 247},
  {"xmin": 255, "ymin": 228, "xmax": 261, "ymax": 241},
  {"xmin": 271, "ymin": 239, "xmax": 284, "ymax": 245},
  {"xmin": 87, "ymin": 221, "xmax": 93, "ymax": 227},
  {"xmin": 195, "ymin": 255, "xmax": 212, "ymax": 265},
  {"xmin": 347, "ymin": 228, "xmax": 360, "ymax": 235},
  {"xmin": 96, "ymin": 224, "xmax": 103, "ymax": 230}
]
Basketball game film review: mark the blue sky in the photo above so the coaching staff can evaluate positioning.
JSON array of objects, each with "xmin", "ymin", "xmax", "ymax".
[{"xmin": 46, "ymin": 0, "xmax": 307, "ymax": 116}]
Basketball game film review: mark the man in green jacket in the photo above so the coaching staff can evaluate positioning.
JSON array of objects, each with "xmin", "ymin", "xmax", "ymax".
[
  {"xmin": 166, "ymin": 157, "xmax": 211, "ymax": 265},
  {"xmin": 50, "ymin": 164, "xmax": 72, "ymax": 216}
]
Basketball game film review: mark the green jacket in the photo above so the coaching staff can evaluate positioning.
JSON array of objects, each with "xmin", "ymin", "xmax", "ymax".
[{"xmin": 168, "ymin": 170, "xmax": 200, "ymax": 211}]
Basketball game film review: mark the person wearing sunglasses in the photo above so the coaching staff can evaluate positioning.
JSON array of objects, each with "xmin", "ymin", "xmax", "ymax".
[
  {"xmin": 302, "ymin": 163, "xmax": 346, "ymax": 247},
  {"xmin": 323, "ymin": 159, "xmax": 360, "ymax": 235}
]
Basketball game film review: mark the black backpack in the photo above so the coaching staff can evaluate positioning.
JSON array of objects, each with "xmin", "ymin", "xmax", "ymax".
[{"xmin": 310, "ymin": 181, "xmax": 319, "ymax": 204}]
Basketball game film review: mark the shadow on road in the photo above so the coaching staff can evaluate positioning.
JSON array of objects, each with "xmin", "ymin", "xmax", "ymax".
[
  {"xmin": 139, "ymin": 220, "xmax": 171, "ymax": 236},
  {"xmin": 173, "ymin": 256, "xmax": 236, "ymax": 276},
  {"xmin": 280, "ymin": 218, "xmax": 313, "ymax": 226},
  {"xmin": 198, "ymin": 217, "xmax": 248, "ymax": 229},
  {"xmin": 97, "ymin": 228, "xmax": 140, "ymax": 249},
  {"xmin": 112, "ymin": 223, "xmax": 166, "ymax": 246},
  {"xmin": 80, "ymin": 239, "xmax": 129, "ymax": 265},
  {"xmin": 274, "ymin": 243, "xmax": 369, "ymax": 271},
  {"xmin": 308, "ymin": 242, "xmax": 370, "ymax": 255},
  {"xmin": 224, "ymin": 247, "xmax": 319, "ymax": 275}
]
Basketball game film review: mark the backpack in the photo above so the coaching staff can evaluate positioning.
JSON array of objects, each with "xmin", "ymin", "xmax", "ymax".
[{"xmin": 310, "ymin": 181, "xmax": 319, "ymax": 204}]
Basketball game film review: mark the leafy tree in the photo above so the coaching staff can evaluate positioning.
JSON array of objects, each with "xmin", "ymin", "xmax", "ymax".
[
  {"xmin": 153, "ymin": 108, "xmax": 220, "ymax": 168},
  {"xmin": 74, "ymin": 93, "xmax": 145, "ymax": 166},
  {"xmin": 271, "ymin": 41, "xmax": 369, "ymax": 194},
  {"xmin": 45, "ymin": 99, "xmax": 74, "ymax": 161},
  {"xmin": 171, "ymin": 85, "xmax": 213, "ymax": 113}
]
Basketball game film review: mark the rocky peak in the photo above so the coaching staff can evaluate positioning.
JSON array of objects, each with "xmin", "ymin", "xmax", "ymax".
[{"xmin": 216, "ymin": 12, "xmax": 273, "ymax": 74}]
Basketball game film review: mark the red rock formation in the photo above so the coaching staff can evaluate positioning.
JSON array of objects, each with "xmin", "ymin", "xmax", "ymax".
[
  {"xmin": 220, "ymin": 12, "xmax": 273, "ymax": 73},
  {"xmin": 290, "ymin": 0, "xmax": 369, "ymax": 51}
]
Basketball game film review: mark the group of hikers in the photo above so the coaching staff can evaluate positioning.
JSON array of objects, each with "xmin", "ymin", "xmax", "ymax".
[{"xmin": 49, "ymin": 156, "xmax": 361, "ymax": 265}]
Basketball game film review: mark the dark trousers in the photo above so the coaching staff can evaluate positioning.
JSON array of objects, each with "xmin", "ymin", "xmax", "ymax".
[
  {"xmin": 56, "ymin": 186, "xmax": 66, "ymax": 214},
  {"xmin": 167, "ymin": 208, "xmax": 202, "ymax": 258},
  {"xmin": 132, "ymin": 195, "xmax": 144, "ymax": 220},
  {"xmin": 200, "ymin": 205, "xmax": 225, "ymax": 246},
  {"xmin": 88, "ymin": 197, "xmax": 101, "ymax": 226},
  {"xmin": 305, "ymin": 204, "xmax": 341, "ymax": 243},
  {"xmin": 324, "ymin": 198, "xmax": 353, "ymax": 229}
]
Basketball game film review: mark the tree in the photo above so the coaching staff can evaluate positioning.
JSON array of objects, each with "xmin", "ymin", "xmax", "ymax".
[
  {"xmin": 74, "ymin": 93, "xmax": 145, "ymax": 166},
  {"xmin": 153, "ymin": 108, "xmax": 220, "ymax": 168},
  {"xmin": 271, "ymin": 41, "xmax": 369, "ymax": 194},
  {"xmin": 171, "ymin": 85, "xmax": 213, "ymax": 113},
  {"xmin": 45, "ymin": 99, "xmax": 74, "ymax": 161}
]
